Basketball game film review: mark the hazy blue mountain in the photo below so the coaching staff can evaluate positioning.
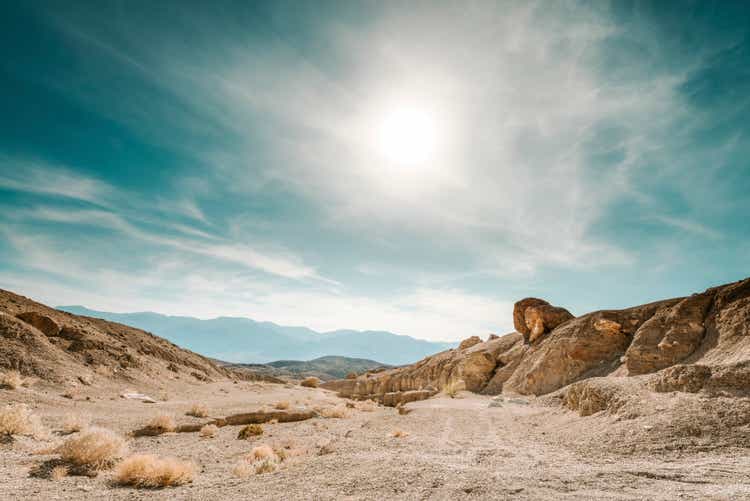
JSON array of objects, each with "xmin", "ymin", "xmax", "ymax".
[
  {"xmin": 221, "ymin": 355, "xmax": 391, "ymax": 381},
  {"xmin": 57, "ymin": 306, "xmax": 455, "ymax": 365}
]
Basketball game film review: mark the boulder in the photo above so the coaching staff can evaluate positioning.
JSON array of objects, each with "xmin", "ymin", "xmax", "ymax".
[
  {"xmin": 624, "ymin": 292, "xmax": 713, "ymax": 375},
  {"xmin": 524, "ymin": 304, "xmax": 575, "ymax": 343},
  {"xmin": 15, "ymin": 312, "xmax": 60, "ymax": 337},
  {"xmin": 458, "ymin": 335, "xmax": 482, "ymax": 350}
]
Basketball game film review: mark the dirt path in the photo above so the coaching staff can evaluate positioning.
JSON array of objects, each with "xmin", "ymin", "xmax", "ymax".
[{"xmin": 2, "ymin": 383, "xmax": 750, "ymax": 500}]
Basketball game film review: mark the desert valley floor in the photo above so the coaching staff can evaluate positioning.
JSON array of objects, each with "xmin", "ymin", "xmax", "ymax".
[{"xmin": 2, "ymin": 379, "xmax": 750, "ymax": 500}]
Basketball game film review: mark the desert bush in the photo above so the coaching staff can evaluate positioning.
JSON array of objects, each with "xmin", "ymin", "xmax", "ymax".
[
  {"xmin": 356, "ymin": 400, "xmax": 377, "ymax": 412},
  {"xmin": 61, "ymin": 413, "xmax": 90, "ymax": 434},
  {"xmin": 199, "ymin": 424, "xmax": 218, "ymax": 438},
  {"xmin": 237, "ymin": 424, "xmax": 263, "ymax": 439},
  {"xmin": 0, "ymin": 370, "xmax": 23, "ymax": 390},
  {"xmin": 143, "ymin": 414, "xmax": 176, "ymax": 435},
  {"xmin": 50, "ymin": 465, "xmax": 68, "ymax": 481},
  {"xmin": 443, "ymin": 379, "xmax": 465, "ymax": 398},
  {"xmin": 300, "ymin": 377, "xmax": 319, "ymax": 388},
  {"xmin": 114, "ymin": 454, "xmax": 194, "ymax": 488},
  {"xmin": 318, "ymin": 406, "xmax": 349, "ymax": 419},
  {"xmin": 56, "ymin": 427, "xmax": 127, "ymax": 469},
  {"xmin": 233, "ymin": 445, "xmax": 280, "ymax": 477},
  {"xmin": 0, "ymin": 403, "xmax": 46, "ymax": 438},
  {"xmin": 186, "ymin": 404, "xmax": 209, "ymax": 418},
  {"xmin": 274, "ymin": 401, "xmax": 290, "ymax": 410}
]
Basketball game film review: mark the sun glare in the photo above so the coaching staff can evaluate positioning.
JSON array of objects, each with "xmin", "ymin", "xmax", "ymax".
[{"xmin": 376, "ymin": 107, "xmax": 439, "ymax": 166}]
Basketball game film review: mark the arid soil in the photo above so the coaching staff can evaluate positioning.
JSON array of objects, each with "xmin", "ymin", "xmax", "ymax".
[{"xmin": 2, "ymin": 379, "xmax": 750, "ymax": 500}]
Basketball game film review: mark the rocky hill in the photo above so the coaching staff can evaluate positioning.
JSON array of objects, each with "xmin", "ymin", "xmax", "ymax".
[
  {"xmin": 220, "ymin": 355, "xmax": 391, "ymax": 381},
  {"xmin": 0, "ymin": 289, "xmax": 272, "ymax": 388},
  {"xmin": 323, "ymin": 277, "xmax": 750, "ymax": 448}
]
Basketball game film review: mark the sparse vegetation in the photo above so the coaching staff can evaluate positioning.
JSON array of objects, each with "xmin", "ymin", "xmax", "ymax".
[
  {"xmin": 55, "ymin": 427, "xmax": 127, "ymax": 469},
  {"xmin": 0, "ymin": 370, "xmax": 24, "ymax": 390},
  {"xmin": 274, "ymin": 401, "xmax": 290, "ymax": 410},
  {"xmin": 186, "ymin": 403, "xmax": 209, "ymax": 418},
  {"xmin": 233, "ymin": 445, "xmax": 281, "ymax": 477},
  {"xmin": 443, "ymin": 379, "xmax": 465, "ymax": 398},
  {"xmin": 199, "ymin": 424, "xmax": 218, "ymax": 438},
  {"xmin": 0, "ymin": 403, "xmax": 46, "ymax": 438},
  {"xmin": 300, "ymin": 377, "xmax": 320, "ymax": 388},
  {"xmin": 144, "ymin": 414, "xmax": 176, "ymax": 434},
  {"xmin": 318, "ymin": 405, "xmax": 349, "ymax": 419},
  {"xmin": 114, "ymin": 454, "xmax": 195, "ymax": 488},
  {"xmin": 61, "ymin": 413, "xmax": 91, "ymax": 434},
  {"xmin": 237, "ymin": 424, "xmax": 263, "ymax": 439},
  {"xmin": 50, "ymin": 465, "xmax": 68, "ymax": 481}
]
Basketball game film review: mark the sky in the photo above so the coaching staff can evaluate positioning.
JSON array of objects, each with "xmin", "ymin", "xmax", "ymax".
[{"xmin": 0, "ymin": 0, "xmax": 748, "ymax": 342}]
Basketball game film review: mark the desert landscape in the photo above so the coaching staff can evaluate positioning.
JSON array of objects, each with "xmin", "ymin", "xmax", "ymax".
[{"xmin": 3, "ymin": 278, "xmax": 750, "ymax": 500}]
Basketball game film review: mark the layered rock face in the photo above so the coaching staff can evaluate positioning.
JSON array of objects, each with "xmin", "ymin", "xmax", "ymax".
[
  {"xmin": 0, "ymin": 289, "xmax": 272, "ymax": 386},
  {"xmin": 323, "ymin": 277, "xmax": 750, "ymax": 404}
]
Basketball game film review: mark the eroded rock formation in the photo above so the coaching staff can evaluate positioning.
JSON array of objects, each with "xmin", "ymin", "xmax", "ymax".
[{"xmin": 323, "ymin": 277, "xmax": 750, "ymax": 406}]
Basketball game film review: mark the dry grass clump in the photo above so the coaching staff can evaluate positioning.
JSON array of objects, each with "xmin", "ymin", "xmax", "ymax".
[
  {"xmin": 50, "ymin": 465, "xmax": 69, "ymax": 481},
  {"xmin": 186, "ymin": 403, "xmax": 209, "ymax": 418},
  {"xmin": 300, "ymin": 376, "xmax": 320, "ymax": 388},
  {"xmin": 274, "ymin": 401, "xmax": 290, "ymax": 410},
  {"xmin": 443, "ymin": 379, "xmax": 465, "ymax": 398},
  {"xmin": 0, "ymin": 370, "xmax": 24, "ymax": 390},
  {"xmin": 391, "ymin": 429, "xmax": 409, "ymax": 438},
  {"xmin": 114, "ymin": 454, "xmax": 195, "ymax": 488},
  {"xmin": 61, "ymin": 413, "xmax": 91, "ymax": 434},
  {"xmin": 136, "ymin": 414, "xmax": 176, "ymax": 436},
  {"xmin": 199, "ymin": 424, "xmax": 218, "ymax": 438},
  {"xmin": 318, "ymin": 405, "xmax": 349, "ymax": 419},
  {"xmin": 357, "ymin": 400, "xmax": 377, "ymax": 412},
  {"xmin": 0, "ymin": 403, "xmax": 46, "ymax": 438},
  {"xmin": 237, "ymin": 424, "xmax": 263, "ymax": 439},
  {"xmin": 232, "ymin": 445, "xmax": 282, "ymax": 477},
  {"xmin": 55, "ymin": 427, "xmax": 127, "ymax": 469}
]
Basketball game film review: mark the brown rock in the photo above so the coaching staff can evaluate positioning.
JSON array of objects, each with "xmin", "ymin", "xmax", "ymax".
[
  {"xmin": 458, "ymin": 336, "xmax": 482, "ymax": 350},
  {"xmin": 524, "ymin": 304, "xmax": 575, "ymax": 343},
  {"xmin": 624, "ymin": 292, "xmax": 713, "ymax": 375},
  {"xmin": 513, "ymin": 298, "xmax": 550, "ymax": 339},
  {"xmin": 15, "ymin": 312, "xmax": 60, "ymax": 337}
]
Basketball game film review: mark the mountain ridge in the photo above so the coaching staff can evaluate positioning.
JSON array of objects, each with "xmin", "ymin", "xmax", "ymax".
[{"xmin": 57, "ymin": 305, "xmax": 456, "ymax": 365}]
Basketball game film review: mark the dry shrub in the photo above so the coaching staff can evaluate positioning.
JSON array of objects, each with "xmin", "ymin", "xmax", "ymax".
[
  {"xmin": 391, "ymin": 429, "xmax": 409, "ymax": 438},
  {"xmin": 250, "ymin": 444, "xmax": 275, "ymax": 460},
  {"xmin": 56, "ymin": 427, "xmax": 127, "ymax": 469},
  {"xmin": 186, "ymin": 404, "xmax": 209, "ymax": 418},
  {"xmin": 443, "ymin": 379, "xmax": 465, "ymax": 398},
  {"xmin": 114, "ymin": 454, "xmax": 194, "ymax": 488},
  {"xmin": 61, "ymin": 413, "xmax": 91, "ymax": 434},
  {"xmin": 274, "ymin": 401, "xmax": 290, "ymax": 410},
  {"xmin": 145, "ymin": 414, "xmax": 176, "ymax": 434},
  {"xmin": 237, "ymin": 424, "xmax": 263, "ymax": 439},
  {"xmin": 0, "ymin": 370, "xmax": 23, "ymax": 390},
  {"xmin": 233, "ymin": 445, "xmax": 280, "ymax": 477},
  {"xmin": 318, "ymin": 406, "xmax": 349, "ymax": 419},
  {"xmin": 357, "ymin": 400, "xmax": 377, "ymax": 412},
  {"xmin": 300, "ymin": 377, "xmax": 319, "ymax": 388},
  {"xmin": 0, "ymin": 403, "xmax": 46, "ymax": 438},
  {"xmin": 51, "ymin": 465, "xmax": 68, "ymax": 481},
  {"xmin": 199, "ymin": 424, "xmax": 218, "ymax": 438}
]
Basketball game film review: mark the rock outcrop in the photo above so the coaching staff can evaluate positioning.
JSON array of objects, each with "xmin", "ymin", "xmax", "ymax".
[
  {"xmin": 324, "ymin": 277, "xmax": 750, "ymax": 409},
  {"xmin": 0, "ymin": 289, "xmax": 272, "ymax": 386},
  {"xmin": 513, "ymin": 298, "xmax": 574, "ymax": 343}
]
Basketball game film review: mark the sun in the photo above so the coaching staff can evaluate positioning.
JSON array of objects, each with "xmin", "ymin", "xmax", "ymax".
[{"xmin": 376, "ymin": 106, "xmax": 439, "ymax": 166}]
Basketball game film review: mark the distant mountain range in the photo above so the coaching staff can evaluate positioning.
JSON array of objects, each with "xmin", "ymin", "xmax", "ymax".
[
  {"xmin": 219, "ymin": 355, "xmax": 391, "ymax": 381},
  {"xmin": 57, "ymin": 306, "xmax": 455, "ymax": 365}
]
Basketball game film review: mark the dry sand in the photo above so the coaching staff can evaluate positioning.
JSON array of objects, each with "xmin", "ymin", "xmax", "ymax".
[{"xmin": 2, "ymin": 380, "xmax": 750, "ymax": 500}]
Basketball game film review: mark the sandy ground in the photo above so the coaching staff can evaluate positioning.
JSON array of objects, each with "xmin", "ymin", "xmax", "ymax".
[{"xmin": 2, "ymin": 380, "xmax": 750, "ymax": 500}]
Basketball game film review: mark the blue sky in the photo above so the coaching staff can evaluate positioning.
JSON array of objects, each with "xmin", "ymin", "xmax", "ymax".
[{"xmin": 0, "ymin": 1, "xmax": 748, "ymax": 341}]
